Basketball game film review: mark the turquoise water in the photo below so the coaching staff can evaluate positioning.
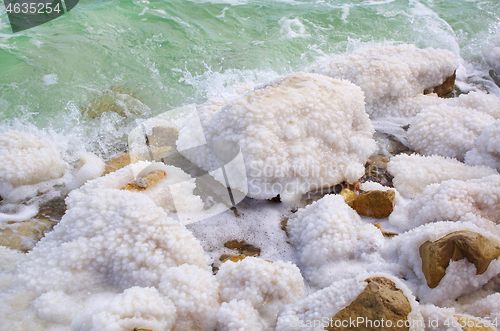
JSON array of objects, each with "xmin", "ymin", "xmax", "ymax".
[{"xmin": 1, "ymin": 0, "xmax": 499, "ymax": 130}]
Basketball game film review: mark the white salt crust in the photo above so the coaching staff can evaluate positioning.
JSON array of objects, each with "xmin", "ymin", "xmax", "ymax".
[
  {"xmin": 387, "ymin": 221, "xmax": 500, "ymax": 305},
  {"xmin": 177, "ymin": 72, "xmax": 376, "ymax": 203},
  {"xmin": 287, "ymin": 194, "xmax": 385, "ymax": 288},
  {"xmin": 216, "ymin": 257, "xmax": 306, "ymax": 329},
  {"xmin": 388, "ymin": 154, "xmax": 498, "ymax": 199},
  {"xmin": 314, "ymin": 44, "xmax": 458, "ymax": 117},
  {"xmin": 276, "ymin": 273, "xmax": 424, "ymax": 331}
]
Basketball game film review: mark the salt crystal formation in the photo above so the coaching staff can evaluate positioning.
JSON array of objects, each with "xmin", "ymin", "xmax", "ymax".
[
  {"xmin": 177, "ymin": 72, "xmax": 377, "ymax": 203},
  {"xmin": 3, "ymin": 45, "xmax": 500, "ymax": 331}
]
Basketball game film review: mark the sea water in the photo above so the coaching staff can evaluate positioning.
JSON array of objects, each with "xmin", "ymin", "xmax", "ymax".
[
  {"xmin": 1, "ymin": 0, "xmax": 500, "ymax": 329},
  {"xmin": 1, "ymin": 0, "xmax": 499, "ymax": 130}
]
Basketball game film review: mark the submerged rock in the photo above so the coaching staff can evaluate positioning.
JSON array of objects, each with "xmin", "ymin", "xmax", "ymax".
[
  {"xmin": 103, "ymin": 153, "xmax": 143, "ymax": 175},
  {"xmin": 327, "ymin": 277, "xmax": 412, "ymax": 331},
  {"xmin": 419, "ymin": 231, "xmax": 500, "ymax": 288},
  {"xmin": 224, "ymin": 240, "xmax": 261, "ymax": 257},
  {"xmin": 0, "ymin": 218, "xmax": 56, "ymax": 252}
]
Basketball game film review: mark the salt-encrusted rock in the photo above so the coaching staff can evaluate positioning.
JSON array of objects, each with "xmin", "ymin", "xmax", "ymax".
[
  {"xmin": 465, "ymin": 120, "xmax": 500, "ymax": 172},
  {"xmin": 402, "ymin": 175, "xmax": 500, "ymax": 230},
  {"xmin": 158, "ymin": 264, "xmax": 220, "ymax": 331},
  {"xmin": 216, "ymin": 257, "xmax": 305, "ymax": 329},
  {"xmin": 408, "ymin": 105, "xmax": 495, "ymax": 161},
  {"xmin": 276, "ymin": 274, "xmax": 424, "ymax": 331},
  {"xmin": 0, "ymin": 130, "xmax": 67, "ymax": 187},
  {"xmin": 419, "ymin": 231, "xmax": 500, "ymax": 289},
  {"xmin": 463, "ymin": 292, "xmax": 500, "ymax": 323},
  {"xmin": 287, "ymin": 194, "xmax": 385, "ymax": 287},
  {"xmin": 407, "ymin": 91, "xmax": 500, "ymax": 161},
  {"xmin": 71, "ymin": 287, "xmax": 176, "ymax": 331},
  {"xmin": 314, "ymin": 44, "xmax": 458, "ymax": 117},
  {"xmin": 388, "ymin": 154, "xmax": 498, "ymax": 199},
  {"xmin": 177, "ymin": 72, "xmax": 376, "ymax": 203},
  {"xmin": 347, "ymin": 190, "xmax": 395, "ymax": 219},
  {"xmin": 216, "ymin": 300, "xmax": 266, "ymax": 331},
  {"xmin": 424, "ymin": 71, "xmax": 456, "ymax": 97},
  {"xmin": 103, "ymin": 153, "xmax": 142, "ymax": 175},
  {"xmin": 328, "ymin": 277, "xmax": 412, "ymax": 331},
  {"xmin": 16, "ymin": 162, "xmax": 209, "ymax": 299},
  {"xmin": 387, "ymin": 221, "xmax": 500, "ymax": 305}
]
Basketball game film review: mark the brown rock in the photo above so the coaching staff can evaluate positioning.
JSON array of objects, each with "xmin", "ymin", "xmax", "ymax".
[
  {"xmin": 146, "ymin": 126, "xmax": 179, "ymax": 148},
  {"xmin": 220, "ymin": 255, "xmax": 246, "ymax": 263},
  {"xmin": 453, "ymin": 315, "xmax": 495, "ymax": 331},
  {"xmin": 360, "ymin": 155, "xmax": 395, "ymax": 187},
  {"xmin": 36, "ymin": 197, "xmax": 67, "ymax": 222},
  {"xmin": 347, "ymin": 190, "xmax": 395, "ymax": 219},
  {"xmin": 382, "ymin": 231, "xmax": 399, "ymax": 238},
  {"xmin": 327, "ymin": 277, "xmax": 411, "ymax": 330},
  {"xmin": 103, "ymin": 154, "xmax": 142, "ymax": 175},
  {"xmin": 0, "ymin": 218, "xmax": 56, "ymax": 252},
  {"xmin": 82, "ymin": 86, "xmax": 147, "ymax": 118},
  {"xmin": 419, "ymin": 231, "xmax": 500, "ymax": 289},
  {"xmin": 340, "ymin": 188, "xmax": 358, "ymax": 205},
  {"xmin": 121, "ymin": 170, "xmax": 166, "ymax": 191},
  {"xmin": 224, "ymin": 240, "xmax": 261, "ymax": 257},
  {"xmin": 424, "ymin": 71, "xmax": 456, "ymax": 97}
]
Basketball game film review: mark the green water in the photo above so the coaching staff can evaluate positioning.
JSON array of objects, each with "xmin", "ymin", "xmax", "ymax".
[{"xmin": 0, "ymin": 0, "xmax": 499, "ymax": 128}]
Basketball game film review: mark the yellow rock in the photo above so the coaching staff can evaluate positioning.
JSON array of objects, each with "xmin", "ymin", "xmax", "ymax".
[
  {"xmin": 419, "ymin": 231, "xmax": 500, "ymax": 288},
  {"xmin": 121, "ymin": 170, "xmax": 166, "ymax": 191},
  {"xmin": 327, "ymin": 277, "xmax": 412, "ymax": 331},
  {"xmin": 424, "ymin": 71, "xmax": 456, "ymax": 97},
  {"xmin": 220, "ymin": 255, "xmax": 246, "ymax": 263},
  {"xmin": 103, "ymin": 154, "xmax": 142, "ymax": 175},
  {"xmin": 340, "ymin": 188, "xmax": 358, "ymax": 205},
  {"xmin": 224, "ymin": 240, "xmax": 261, "ymax": 257},
  {"xmin": 0, "ymin": 218, "xmax": 56, "ymax": 252},
  {"xmin": 347, "ymin": 190, "xmax": 395, "ymax": 219}
]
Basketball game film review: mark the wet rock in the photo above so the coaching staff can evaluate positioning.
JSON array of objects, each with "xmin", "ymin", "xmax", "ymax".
[
  {"xmin": 382, "ymin": 231, "xmax": 399, "ymax": 238},
  {"xmin": 281, "ymin": 218, "xmax": 289, "ymax": 237},
  {"xmin": 327, "ymin": 277, "xmax": 412, "ymax": 331},
  {"xmin": 219, "ymin": 255, "xmax": 247, "ymax": 263},
  {"xmin": 343, "ymin": 189, "xmax": 395, "ymax": 219},
  {"xmin": 224, "ymin": 240, "xmax": 261, "ymax": 257},
  {"xmin": 0, "ymin": 218, "xmax": 56, "ymax": 252},
  {"xmin": 121, "ymin": 170, "xmax": 166, "ymax": 191},
  {"xmin": 103, "ymin": 153, "xmax": 142, "ymax": 175},
  {"xmin": 424, "ymin": 71, "xmax": 456, "ymax": 97},
  {"xmin": 419, "ymin": 231, "xmax": 500, "ymax": 289},
  {"xmin": 36, "ymin": 197, "xmax": 67, "ymax": 222},
  {"xmin": 454, "ymin": 315, "xmax": 495, "ymax": 331},
  {"xmin": 373, "ymin": 223, "xmax": 398, "ymax": 238},
  {"xmin": 146, "ymin": 126, "xmax": 179, "ymax": 148},
  {"xmin": 82, "ymin": 86, "xmax": 149, "ymax": 118},
  {"xmin": 340, "ymin": 188, "xmax": 357, "ymax": 205},
  {"xmin": 360, "ymin": 155, "xmax": 394, "ymax": 187}
]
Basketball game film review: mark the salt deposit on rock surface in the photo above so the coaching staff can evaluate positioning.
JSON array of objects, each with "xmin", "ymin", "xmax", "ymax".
[
  {"xmin": 177, "ymin": 72, "xmax": 376, "ymax": 203},
  {"xmin": 314, "ymin": 44, "xmax": 458, "ymax": 117},
  {"xmin": 4, "ymin": 44, "xmax": 500, "ymax": 331}
]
